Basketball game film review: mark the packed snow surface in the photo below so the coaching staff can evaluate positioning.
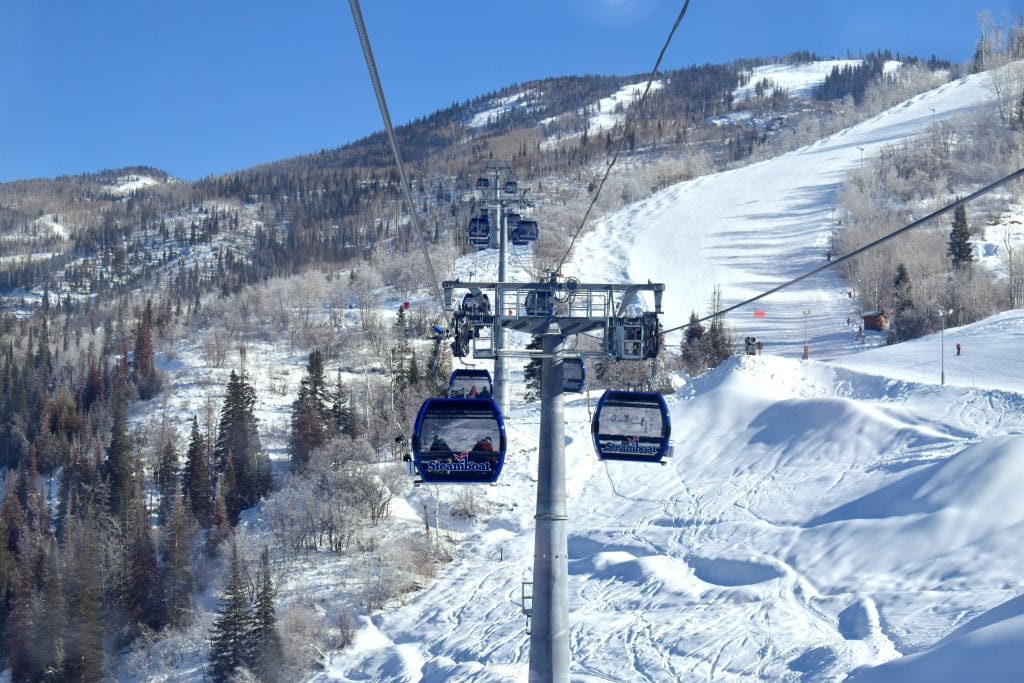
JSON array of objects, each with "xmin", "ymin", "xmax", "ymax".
[{"xmin": 318, "ymin": 65, "xmax": 1024, "ymax": 681}]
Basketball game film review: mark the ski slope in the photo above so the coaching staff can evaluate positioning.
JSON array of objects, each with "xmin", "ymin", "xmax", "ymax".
[
  {"xmin": 318, "ymin": 66, "xmax": 1024, "ymax": 681},
  {"xmin": 569, "ymin": 66, "xmax": 1001, "ymax": 360}
]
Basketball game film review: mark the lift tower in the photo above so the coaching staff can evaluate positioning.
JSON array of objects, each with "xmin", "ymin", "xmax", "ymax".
[
  {"xmin": 470, "ymin": 164, "xmax": 534, "ymax": 415},
  {"xmin": 445, "ymin": 277, "xmax": 664, "ymax": 681}
]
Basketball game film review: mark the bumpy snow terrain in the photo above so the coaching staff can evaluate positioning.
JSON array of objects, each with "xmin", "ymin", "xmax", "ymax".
[{"xmin": 319, "ymin": 64, "xmax": 1024, "ymax": 682}]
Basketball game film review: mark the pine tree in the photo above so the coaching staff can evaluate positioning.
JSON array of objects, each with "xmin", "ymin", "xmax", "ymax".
[
  {"xmin": 103, "ymin": 402, "xmax": 136, "ymax": 518},
  {"xmin": 948, "ymin": 204, "xmax": 974, "ymax": 269},
  {"xmin": 522, "ymin": 335, "xmax": 544, "ymax": 401},
  {"xmin": 331, "ymin": 373, "xmax": 358, "ymax": 438},
  {"xmin": 62, "ymin": 508, "xmax": 105, "ymax": 682},
  {"xmin": 182, "ymin": 416, "xmax": 212, "ymax": 527},
  {"xmin": 222, "ymin": 456, "xmax": 241, "ymax": 525},
  {"xmin": 155, "ymin": 437, "xmax": 180, "ymax": 524},
  {"xmin": 8, "ymin": 536, "xmax": 65, "ymax": 680},
  {"xmin": 680, "ymin": 310, "xmax": 706, "ymax": 375},
  {"xmin": 426, "ymin": 332, "xmax": 451, "ymax": 398},
  {"xmin": 125, "ymin": 492, "xmax": 163, "ymax": 632},
  {"xmin": 892, "ymin": 263, "xmax": 913, "ymax": 313},
  {"xmin": 699, "ymin": 288, "xmax": 734, "ymax": 369},
  {"xmin": 392, "ymin": 308, "xmax": 412, "ymax": 390},
  {"xmin": 290, "ymin": 351, "xmax": 331, "ymax": 468},
  {"xmin": 208, "ymin": 542, "xmax": 253, "ymax": 682},
  {"xmin": 133, "ymin": 300, "xmax": 162, "ymax": 399},
  {"xmin": 0, "ymin": 517, "xmax": 15, "ymax": 652},
  {"xmin": 289, "ymin": 399, "xmax": 323, "ymax": 469},
  {"xmin": 161, "ymin": 491, "xmax": 194, "ymax": 629},
  {"xmin": 407, "ymin": 349, "xmax": 421, "ymax": 387},
  {"xmin": 216, "ymin": 371, "xmax": 269, "ymax": 511},
  {"xmin": 250, "ymin": 546, "xmax": 284, "ymax": 681},
  {"xmin": 206, "ymin": 489, "xmax": 232, "ymax": 557}
]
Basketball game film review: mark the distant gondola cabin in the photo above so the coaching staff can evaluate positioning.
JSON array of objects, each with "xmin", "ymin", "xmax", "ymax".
[{"xmin": 862, "ymin": 310, "xmax": 888, "ymax": 332}]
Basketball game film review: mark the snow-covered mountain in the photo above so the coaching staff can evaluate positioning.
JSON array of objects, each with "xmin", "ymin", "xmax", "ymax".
[{"xmin": 318, "ymin": 64, "xmax": 1024, "ymax": 681}]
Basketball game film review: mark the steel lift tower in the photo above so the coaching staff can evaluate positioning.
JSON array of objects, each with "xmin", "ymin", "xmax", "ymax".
[{"xmin": 445, "ymin": 277, "xmax": 664, "ymax": 681}]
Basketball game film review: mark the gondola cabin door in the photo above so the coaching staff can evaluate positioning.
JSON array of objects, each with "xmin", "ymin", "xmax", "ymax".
[{"xmin": 412, "ymin": 398, "xmax": 506, "ymax": 483}]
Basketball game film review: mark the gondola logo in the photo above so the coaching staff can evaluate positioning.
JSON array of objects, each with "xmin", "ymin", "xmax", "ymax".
[
  {"xmin": 603, "ymin": 436, "xmax": 658, "ymax": 455},
  {"xmin": 455, "ymin": 451, "xmax": 469, "ymax": 462}
]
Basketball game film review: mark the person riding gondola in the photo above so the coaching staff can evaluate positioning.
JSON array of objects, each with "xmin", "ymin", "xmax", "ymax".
[
  {"xmin": 430, "ymin": 434, "xmax": 451, "ymax": 452},
  {"xmin": 472, "ymin": 436, "xmax": 494, "ymax": 452}
]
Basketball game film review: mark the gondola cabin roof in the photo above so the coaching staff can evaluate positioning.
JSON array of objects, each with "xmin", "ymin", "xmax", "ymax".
[
  {"xmin": 412, "ymin": 398, "xmax": 507, "ymax": 484},
  {"xmin": 591, "ymin": 390, "xmax": 671, "ymax": 462}
]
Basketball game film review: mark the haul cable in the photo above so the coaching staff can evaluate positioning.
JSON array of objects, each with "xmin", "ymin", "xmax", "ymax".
[
  {"xmin": 348, "ymin": 0, "xmax": 444, "ymax": 304},
  {"xmin": 661, "ymin": 165, "xmax": 1024, "ymax": 334}
]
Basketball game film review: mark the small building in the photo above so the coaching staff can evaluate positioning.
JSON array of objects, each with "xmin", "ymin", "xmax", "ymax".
[{"xmin": 862, "ymin": 310, "xmax": 888, "ymax": 332}]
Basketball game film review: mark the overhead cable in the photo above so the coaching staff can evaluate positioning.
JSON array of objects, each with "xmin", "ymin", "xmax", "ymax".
[
  {"xmin": 662, "ymin": 165, "xmax": 1024, "ymax": 335},
  {"xmin": 348, "ymin": 0, "xmax": 444, "ymax": 304},
  {"xmin": 554, "ymin": 0, "xmax": 693, "ymax": 276}
]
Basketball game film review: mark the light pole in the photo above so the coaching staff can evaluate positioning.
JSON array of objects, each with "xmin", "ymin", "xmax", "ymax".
[
  {"xmin": 857, "ymin": 146, "xmax": 864, "ymax": 167},
  {"xmin": 938, "ymin": 308, "xmax": 952, "ymax": 385},
  {"xmin": 802, "ymin": 309, "xmax": 810, "ymax": 360}
]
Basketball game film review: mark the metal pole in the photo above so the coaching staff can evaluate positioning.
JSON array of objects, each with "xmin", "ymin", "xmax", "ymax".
[
  {"xmin": 802, "ymin": 309, "xmax": 810, "ymax": 360},
  {"xmin": 493, "ymin": 171, "xmax": 511, "ymax": 414},
  {"xmin": 940, "ymin": 310, "xmax": 946, "ymax": 386},
  {"xmin": 529, "ymin": 327, "xmax": 568, "ymax": 682}
]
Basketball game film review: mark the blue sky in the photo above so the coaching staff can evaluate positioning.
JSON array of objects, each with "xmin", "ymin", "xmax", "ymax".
[{"xmin": 1, "ymin": 0, "xmax": 1019, "ymax": 183}]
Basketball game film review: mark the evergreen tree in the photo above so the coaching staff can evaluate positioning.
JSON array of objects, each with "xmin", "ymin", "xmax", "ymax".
[
  {"xmin": 250, "ymin": 546, "xmax": 284, "ymax": 681},
  {"xmin": 392, "ymin": 308, "xmax": 412, "ymax": 390},
  {"xmin": 160, "ymin": 491, "xmax": 194, "ymax": 629},
  {"xmin": 103, "ymin": 402, "xmax": 136, "ymax": 518},
  {"xmin": 62, "ymin": 508, "xmax": 106, "ymax": 682},
  {"xmin": 155, "ymin": 437, "xmax": 180, "ymax": 524},
  {"xmin": 132, "ymin": 299, "xmax": 162, "ymax": 399},
  {"xmin": 701, "ymin": 315, "xmax": 734, "ymax": 368},
  {"xmin": 948, "ymin": 204, "xmax": 974, "ymax": 268},
  {"xmin": 208, "ymin": 542, "xmax": 253, "ymax": 682},
  {"xmin": 206, "ymin": 489, "xmax": 232, "ymax": 557},
  {"xmin": 407, "ymin": 349, "xmax": 421, "ymax": 387},
  {"xmin": 182, "ymin": 416, "xmax": 212, "ymax": 526},
  {"xmin": 290, "ymin": 351, "xmax": 331, "ymax": 468},
  {"xmin": 124, "ymin": 492, "xmax": 163, "ymax": 632},
  {"xmin": 699, "ymin": 288, "xmax": 734, "ymax": 369},
  {"xmin": 222, "ymin": 456, "xmax": 241, "ymax": 525},
  {"xmin": 331, "ymin": 372, "xmax": 358, "ymax": 439},
  {"xmin": 425, "ymin": 327, "xmax": 451, "ymax": 397},
  {"xmin": 8, "ymin": 537, "xmax": 64, "ymax": 681},
  {"xmin": 680, "ymin": 310, "xmax": 706, "ymax": 375},
  {"xmin": 216, "ymin": 371, "xmax": 270, "ymax": 511},
  {"xmin": 522, "ymin": 335, "xmax": 544, "ymax": 401},
  {"xmin": 892, "ymin": 263, "xmax": 913, "ymax": 313},
  {"xmin": 0, "ymin": 517, "xmax": 15, "ymax": 661}
]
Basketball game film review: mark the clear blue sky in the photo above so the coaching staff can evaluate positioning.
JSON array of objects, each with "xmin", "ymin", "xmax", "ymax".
[{"xmin": 1, "ymin": 1, "xmax": 1019, "ymax": 183}]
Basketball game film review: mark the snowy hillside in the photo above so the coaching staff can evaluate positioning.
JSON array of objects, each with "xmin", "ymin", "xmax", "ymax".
[
  {"xmin": 317, "ymin": 64, "xmax": 1024, "ymax": 681},
  {"xmin": 733, "ymin": 59, "xmax": 901, "ymax": 100},
  {"xmin": 570, "ymin": 65, "xmax": 1011, "ymax": 359}
]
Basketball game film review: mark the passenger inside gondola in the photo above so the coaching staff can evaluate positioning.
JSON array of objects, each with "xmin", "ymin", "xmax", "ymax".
[
  {"xmin": 472, "ymin": 436, "xmax": 494, "ymax": 452},
  {"xmin": 430, "ymin": 434, "xmax": 451, "ymax": 452}
]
